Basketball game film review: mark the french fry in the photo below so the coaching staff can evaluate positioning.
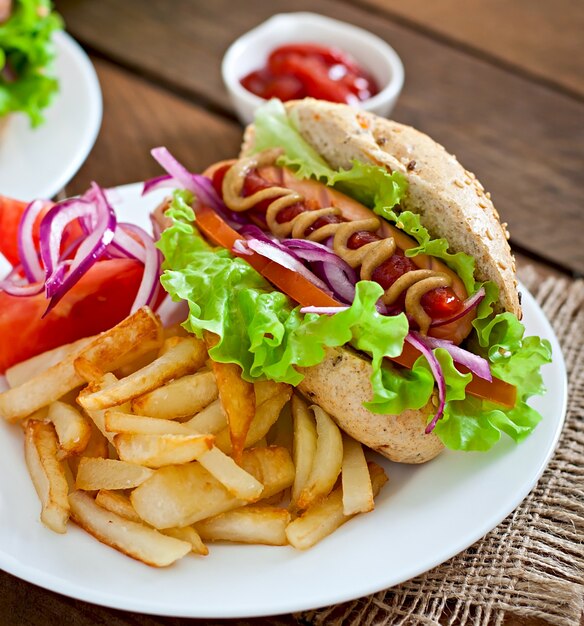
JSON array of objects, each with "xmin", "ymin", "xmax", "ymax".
[
  {"xmin": 5, "ymin": 336, "xmax": 94, "ymax": 388},
  {"xmin": 78, "ymin": 373, "xmax": 121, "ymax": 444},
  {"xmin": 131, "ymin": 371, "xmax": 218, "ymax": 419},
  {"xmin": 0, "ymin": 307, "xmax": 161, "ymax": 422},
  {"xmin": 197, "ymin": 446, "xmax": 264, "ymax": 501},
  {"xmin": 114, "ymin": 432, "xmax": 214, "ymax": 468},
  {"xmin": 131, "ymin": 446, "xmax": 295, "ymax": 529},
  {"xmin": 69, "ymin": 491, "xmax": 191, "ymax": 567},
  {"xmin": 163, "ymin": 526, "xmax": 208, "ymax": 556},
  {"xmin": 47, "ymin": 401, "xmax": 92, "ymax": 460},
  {"xmin": 183, "ymin": 399, "xmax": 227, "ymax": 434},
  {"xmin": 291, "ymin": 394, "xmax": 317, "ymax": 507},
  {"xmin": 195, "ymin": 506, "xmax": 290, "ymax": 545},
  {"xmin": 105, "ymin": 411, "xmax": 194, "ymax": 436},
  {"xmin": 68, "ymin": 423, "xmax": 108, "ymax": 477},
  {"xmin": 24, "ymin": 420, "xmax": 70, "ymax": 533},
  {"xmin": 268, "ymin": 401, "xmax": 293, "ymax": 452},
  {"xmin": 73, "ymin": 356, "xmax": 106, "ymax": 384},
  {"xmin": 286, "ymin": 463, "xmax": 388, "ymax": 550},
  {"xmin": 214, "ymin": 389, "xmax": 292, "ymax": 454},
  {"xmin": 296, "ymin": 405, "xmax": 343, "ymax": 511},
  {"xmin": 96, "ymin": 489, "xmax": 142, "ymax": 522},
  {"xmin": 79, "ymin": 337, "xmax": 207, "ymax": 411},
  {"xmin": 96, "ymin": 490, "xmax": 209, "ymax": 556},
  {"xmin": 341, "ymin": 434, "xmax": 374, "ymax": 515},
  {"xmin": 254, "ymin": 380, "xmax": 290, "ymax": 405},
  {"xmin": 75, "ymin": 457, "xmax": 154, "ymax": 490},
  {"xmin": 205, "ymin": 332, "xmax": 255, "ymax": 463}
]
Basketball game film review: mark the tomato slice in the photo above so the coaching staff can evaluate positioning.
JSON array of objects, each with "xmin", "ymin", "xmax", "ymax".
[
  {"xmin": 0, "ymin": 259, "xmax": 145, "ymax": 373},
  {"xmin": 0, "ymin": 195, "xmax": 85, "ymax": 268},
  {"xmin": 194, "ymin": 202, "xmax": 516, "ymax": 408}
]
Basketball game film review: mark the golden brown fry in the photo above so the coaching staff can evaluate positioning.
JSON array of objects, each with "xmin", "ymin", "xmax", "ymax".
[
  {"xmin": 5, "ymin": 336, "xmax": 94, "ymax": 388},
  {"xmin": 214, "ymin": 389, "xmax": 292, "ymax": 454},
  {"xmin": 205, "ymin": 332, "xmax": 255, "ymax": 463},
  {"xmin": 75, "ymin": 457, "xmax": 154, "ymax": 490},
  {"xmin": 286, "ymin": 463, "xmax": 388, "ymax": 550},
  {"xmin": 131, "ymin": 446, "xmax": 295, "ymax": 529},
  {"xmin": 291, "ymin": 394, "xmax": 317, "ymax": 507},
  {"xmin": 131, "ymin": 371, "xmax": 218, "ymax": 419},
  {"xmin": 105, "ymin": 411, "xmax": 194, "ymax": 436},
  {"xmin": 96, "ymin": 490, "xmax": 208, "ymax": 556},
  {"xmin": 47, "ymin": 401, "xmax": 92, "ymax": 460},
  {"xmin": 197, "ymin": 446, "xmax": 264, "ymax": 501},
  {"xmin": 183, "ymin": 399, "xmax": 227, "ymax": 434},
  {"xmin": 341, "ymin": 434, "xmax": 374, "ymax": 515},
  {"xmin": 24, "ymin": 420, "xmax": 70, "ymax": 533},
  {"xmin": 68, "ymin": 423, "xmax": 108, "ymax": 477},
  {"xmin": 79, "ymin": 337, "xmax": 207, "ymax": 411},
  {"xmin": 73, "ymin": 356, "xmax": 106, "ymax": 384},
  {"xmin": 195, "ymin": 506, "xmax": 290, "ymax": 545},
  {"xmin": 69, "ymin": 491, "xmax": 191, "ymax": 567},
  {"xmin": 114, "ymin": 432, "xmax": 214, "ymax": 468},
  {"xmin": 295, "ymin": 405, "xmax": 343, "ymax": 510},
  {"xmin": 0, "ymin": 307, "xmax": 161, "ymax": 422}
]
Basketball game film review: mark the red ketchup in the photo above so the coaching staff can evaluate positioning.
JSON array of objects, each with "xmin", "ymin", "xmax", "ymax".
[{"xmin": 240, "ymin": 43, "xmax": 379, "ymax": 104}]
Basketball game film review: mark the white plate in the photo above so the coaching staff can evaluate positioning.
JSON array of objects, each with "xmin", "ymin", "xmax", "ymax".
[
  {"xmin": 0, "ymin": 31, "xmax": 102, "ymax": 201},
  {"xmin": 0, "ymin": 183, "xmax": 567, "ymax": 618}
]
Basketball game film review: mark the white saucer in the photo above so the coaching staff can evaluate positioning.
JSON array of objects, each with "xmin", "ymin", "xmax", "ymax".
[{"xmin": 0, "ymin": 31, "xmax": 102, "ymax": 201}]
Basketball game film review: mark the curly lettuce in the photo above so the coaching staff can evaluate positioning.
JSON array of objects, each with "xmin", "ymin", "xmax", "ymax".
[{"xmin": 0, "ymin": 0, "xmax": 62, "ymax": 126}]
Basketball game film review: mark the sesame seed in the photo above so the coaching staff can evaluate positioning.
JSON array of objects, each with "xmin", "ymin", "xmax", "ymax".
[{"xmin": 454, "ymin": 180, "xmax": 464, "ymax": 188}]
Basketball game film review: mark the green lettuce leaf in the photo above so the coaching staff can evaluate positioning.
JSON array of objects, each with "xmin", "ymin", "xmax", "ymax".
[
  {"xmin": 0, "ymin": 0, "xmax": 62, "ymax": 126},
  {"xmin": 158, "ymin": 191, "xmax": 410, "ymax": 391}
]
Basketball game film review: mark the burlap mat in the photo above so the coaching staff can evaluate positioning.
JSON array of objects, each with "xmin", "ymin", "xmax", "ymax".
[{"xmin": 299, "ymin": 268, "xmax": 584, "ymax": 626}]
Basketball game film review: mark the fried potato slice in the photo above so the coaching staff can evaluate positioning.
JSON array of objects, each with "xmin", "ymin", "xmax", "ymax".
[
  {"xmin": 195, "ymin": 506, "xmax": 291, "ymax": 545},
  {"xmin": 291, "ymin": 394, "xmax": 317, "ymax": 508},
  {"xmin": 286, "ymin": 463, "xmax": 388, "ymax": 550},
  {"xmin": 206, "ymin": 332, "xmax": 255, "ymax": 463},
  {"xmin": 341, "ymin": 434, "xmax": 374, "ymax": 515},
  {"xmin": 47, "ymin": 401, "xmax": 92, "ymax": 460},
  {"xmin": 69, "ymin": 491, "xmax": 191, "ymax": 567},
  {"xmin": 24, "ymin": 420, "xmax": 70, "ymax": 533},
  {"xmin": 131, "ymin": 446, "xmax": 295, "ymax": 529},
  {"xmin": 183, "ymin": 399, "xmax": 227, "ymax": 434},
  {"xmin": 197, "ymin": 446, "xmax": 264, "ymax": 501},
  {"xmin": 75, "ymin": 457, "xmax": 154, "ymax": 490},
  {"xmin": 6, "ymin": 336, "xmax": 94, "ymax": 388},
  {"xmin": 79, "ymin": 337, "xmax": 207, "ymax": 411},
  {"xmin": 296, "ymin": 405, "xmax": 343, "ymax": 511},
  {"xmin": 96, "ymin": 490, "xmax": 208, "ymax": 556},
  {"xmin": 68, "ymin": 423, "xmax": 108, "ymax": 477},
  {"xmin": 131, "ymin": 371, "xmax": 218, "ymax": 419},
  {"xmin": 214, "ymin": 389, "xmax": 292, "ymax": 454},
  {"xmin": 0, "ymin": 307, "xmax": 161, "ymax": 422},
  {"xmin": 114, "ymin": 433, "xmax": 214, "ymax": 468},
  {"xmin": 105, "ymin": 411, "xmax": 194, "ymax": 436}
]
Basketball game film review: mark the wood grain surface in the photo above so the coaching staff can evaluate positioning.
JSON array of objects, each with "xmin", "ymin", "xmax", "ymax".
[
  {"xmin": 2, "ymin": 2, "xmax": 581, "ymax": 625},
  {"xmin": 55, "ymin": 0, "xmax": 584, "ymax": 275},
  {"xmin": 351, "ymin": 0, "xmax": 584, "ymax": 100}
]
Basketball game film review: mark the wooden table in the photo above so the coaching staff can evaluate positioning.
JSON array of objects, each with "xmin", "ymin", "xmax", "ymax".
[{"xmin": 1, "ymin": 1, "xmax": 582, "ymax": 624}]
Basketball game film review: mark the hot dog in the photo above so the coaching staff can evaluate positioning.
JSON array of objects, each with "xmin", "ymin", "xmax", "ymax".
[{"xmin": 150, "ymin": 99, "xmax": 551, "ymax": 464}]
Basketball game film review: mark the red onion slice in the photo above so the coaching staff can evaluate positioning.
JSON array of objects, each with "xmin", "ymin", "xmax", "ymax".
[
  {"xmin": 0, "ymin": 266, "xmax": 44, "ymax": 296},
  {"xmin": 156, "ymin": 294, "xmax": 189, "ymax": 327},
  {"xmin": 44, "ymin": 184, "xmax": 117, "ymax": 313},
  {"xmin": 18, "ymin": 200, "xmax": 47, "ymax": 282},
  {"xmin": 406, "ymin": 332, "xmax": 446, "ymax": 434},
  {"xmin": 111, "ymin": 224, "xmax": 147, "ymax": 263},
  {"xmin": 121, "ymin": 223, "xmax": 162, "ymax": 312},
  {"xmin": 241, "ymin": 238, "xmax": 332, "ymax": 294},
  {"xmin": 431, "ymin": 287, "xmax": 485, "ymax": 327},
  {"xmin": 418, "ymin": 334, "xmax": 492, "ymax": 382}
]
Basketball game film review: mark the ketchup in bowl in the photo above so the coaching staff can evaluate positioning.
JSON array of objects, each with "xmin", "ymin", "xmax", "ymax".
[{"xmin": 240, "ymin": 43, "xmax": 379, "ymax": 104}]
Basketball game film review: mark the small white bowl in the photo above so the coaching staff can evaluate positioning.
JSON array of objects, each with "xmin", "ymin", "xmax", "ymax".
[{"xmin": 222, "ymin": 12, "xmax": 405, "ymax": 125}]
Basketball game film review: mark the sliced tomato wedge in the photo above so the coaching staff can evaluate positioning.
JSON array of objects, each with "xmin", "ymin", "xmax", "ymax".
[
  {"xmin": 195, "ymin": 201, "xmax": 516, "ymax": 408},
  {"xmin": 0, "ymin": 259, "xmax": 145, "ymax": 373}
]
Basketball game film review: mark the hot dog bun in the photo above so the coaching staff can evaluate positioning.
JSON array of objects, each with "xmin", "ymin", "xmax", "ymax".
[{"xmin": 242, "ymin": 98, "xmax": 520, "ymax": 318}]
